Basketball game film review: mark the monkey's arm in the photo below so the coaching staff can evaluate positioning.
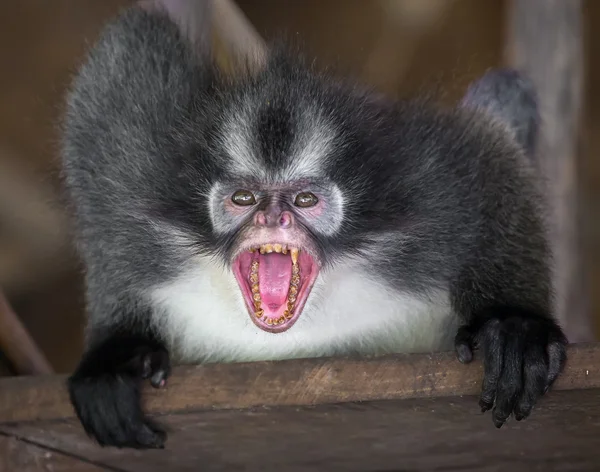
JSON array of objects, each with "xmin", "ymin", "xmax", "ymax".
[
  {"xmin": 449, "ymin": 72, "xmax": 567, "ymax": 427},
  {"xmin": 63, "ymin": 2, "xmax": 209, "ymax": 449},
  {"xmin": 68, "ymin": 308, "xmax": 171, "ymax": 448}
]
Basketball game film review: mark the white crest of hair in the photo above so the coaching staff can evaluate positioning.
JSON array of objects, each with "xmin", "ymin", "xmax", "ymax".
[
  {"xmin": 220, "ymin": 100, "xmax": 265, "ymax": 179},
  {"xmin": 148, "ymin": 252, "xmax": 456, "ymax": 365},
  {"xmin": 277, "ymin": 107, "xmax": 338, "ymax": 182},
  {"xmin": 220, "ymin": 101, "xmax": 338, "ymax": 182}
]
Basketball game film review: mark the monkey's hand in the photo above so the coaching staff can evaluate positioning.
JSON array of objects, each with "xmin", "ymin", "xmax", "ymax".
[
  {"xmin": 67, "ymin": 335, "xmax": 171, "ymax": 449},
  {"xmin": 454, "ymin": 307, "xmax": 567, "ymax": 428}
]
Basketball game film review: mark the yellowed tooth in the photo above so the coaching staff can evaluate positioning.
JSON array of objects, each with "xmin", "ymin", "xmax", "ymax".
[
  {"xmin": 288, "ymin": 294, "xmax": 296, "ymax": 304},
  {"xmin": 251, "ymin": 284, "xmax": 260, "ymax": 293},
  {"xmin": 292, "ymin": 264, "xmax": 299, "ymax": 275},
  {"xmin": 291, "ymin": 275, "xmax": 300, "ymax": 286},
  {"xmin": 260, "ymin": 246, "xmax": 265, "ymax": 254},
  {"xmin": 285, "ymin": 311, "xmax": 293, "ymax": 320},
  {"xmin": 289, "ymin": 286, "xmax": 298, "ymax": 295},
  {"xmin": 282, "ymin": 246, "xmax": 288, "ymax": 254},
  {"xmin": 273, "ymin": 244, "xmax": 282, "ymax": 253},
  {"xmin": 251, "ymin": 260, "xmax": 259, "ymax": 270},
  {"xmin": 255, "ymin": 309, "xmax": 264, "ymax": 318},
  {"xmin": 266, "ymin": 318, "xmax": 273, "ymax": 326},
  {"xmin": 291, "ymin": 248, "xmax": 299, "ymax": 264},
  {"xmin": 265, "ymin": 244, "xmax": 273, "ymax": 253},
  {"xmin": 253, "ymin": 293, "xmax": 261, "ymax": 302},
  {"xmin": 254, "ymin": 300, "xmax": 262, "ymax": 309},
  {"xmin": 250, "ymin": 273, "xmax": 258, "ymax": 283},
  {"xmin": 278, "ymin": 316, "xmax": 285, "ymax": 324}
]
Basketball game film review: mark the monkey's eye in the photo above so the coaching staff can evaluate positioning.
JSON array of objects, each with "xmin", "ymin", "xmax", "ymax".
[
  {"xmin": 294, "ymin": 192, "xmax": 319, "ymax": 208},
  {"xmin": 231, "ymin": 190, "xmax": 256, "ymax": 206}
]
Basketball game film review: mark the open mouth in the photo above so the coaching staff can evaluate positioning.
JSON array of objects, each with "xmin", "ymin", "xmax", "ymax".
[{"xmin": 233, "ymin": 244, "xmax": 319, "ymax": 333}]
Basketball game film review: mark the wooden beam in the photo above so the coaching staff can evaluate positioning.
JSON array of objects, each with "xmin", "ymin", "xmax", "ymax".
[
  {"xmin": 0, "ymin": 343, "xmax": 598, "ymax": 471},
  {"xmin": 505, "ymin": 0, "xmax": 591, "ymax": 342},
  {"xmin": 0, "ymin": 342, "xmax": 598, "ymax": 425}
]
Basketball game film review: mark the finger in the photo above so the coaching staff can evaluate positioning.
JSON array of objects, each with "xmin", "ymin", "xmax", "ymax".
[
  {"xmin": 492, "ymin": 328, "xmax": 524, "ymax": 428},
  {"xmin": 545, "ymin": 338, "xmax": 567, "ymax": 393},
  {"xmin": 149, "ymin": 349, "xmax": 171, "ymax": 388},
  {"xmin": 478, "ymin": 319, "xmax": 504, "ymax": 412},
  {"xmin": 113, "ymin": 376, "xmax": 166, "ymax": 449},
  {"xmin": 514, "ymin": 342, "xmax": 546, "ymax": 421},
  {"xmin": 454, "ymin": 325, "xmax": 475, "ymax": 364},
  {"xmin": 135, "ymin": 422, "xmax": 167, "ymax": 449},
  {"xmin": 141, "ymin": 354, "xmax": 153, "ymax": 379}
]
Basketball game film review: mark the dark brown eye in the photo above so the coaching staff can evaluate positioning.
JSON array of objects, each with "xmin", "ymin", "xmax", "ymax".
[
  {"xmin": 231, "ymin": 190, "xmax": 256, "ymax": 206},
  {"xmin": 294, "ymin": 192, "xmax": 318, "ymax": 208}
]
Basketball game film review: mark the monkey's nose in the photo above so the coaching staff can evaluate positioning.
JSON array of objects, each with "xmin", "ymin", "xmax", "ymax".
[{"xmin": 254, "ymin": 210, "xmax": 294, "ymax": 228}]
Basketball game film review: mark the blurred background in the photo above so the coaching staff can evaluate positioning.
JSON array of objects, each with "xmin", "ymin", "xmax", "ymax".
[{"xmin": 0, "ymin": 0, "xmax": 597, "ymax": 376}]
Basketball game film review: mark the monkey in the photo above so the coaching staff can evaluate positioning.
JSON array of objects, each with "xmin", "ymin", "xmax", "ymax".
[{"xmin": 61, "ymin": 0, "xmax": 567, "ymax": 450}]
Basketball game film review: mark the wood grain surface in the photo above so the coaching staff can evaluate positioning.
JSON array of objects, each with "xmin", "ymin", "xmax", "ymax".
[
  {"xmin": 0, "ymin": 434, "xmax": 108, "ymax": 472},
  {"xmin": 0, "ymin": 344, "xmax": 598, "ymax": 471},
  {"xmin": 0, "ymin": 343, "xmax": 598, "ymax": 424}
]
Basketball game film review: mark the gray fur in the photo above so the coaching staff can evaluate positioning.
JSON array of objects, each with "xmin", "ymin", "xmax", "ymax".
[
  {"xmin": 62, "ymin": 7, "xmax": 553, "ymax": 345},
  {"xmin": 62, "ymin": 4, "xmax": 566, "ymax": 450}
]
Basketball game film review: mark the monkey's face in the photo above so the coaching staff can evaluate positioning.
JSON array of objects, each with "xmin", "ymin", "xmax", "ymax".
[{"xmin": 208, "ymin": 177, "xmax": 345, "ymax": 333}]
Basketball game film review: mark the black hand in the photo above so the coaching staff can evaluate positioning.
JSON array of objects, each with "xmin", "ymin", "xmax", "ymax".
[
  {"xmin": 455, "ymin": 307, "xmax": 567, "ymax": 427},
  {"xmin": 67, "ymin": 334, "xmax": 171, "ymax": 448}
]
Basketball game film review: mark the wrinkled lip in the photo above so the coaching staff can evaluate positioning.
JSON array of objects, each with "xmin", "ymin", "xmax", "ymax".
[{"xmin": 232, "ymin": 244, "xmax": 319, "ymax": 333}]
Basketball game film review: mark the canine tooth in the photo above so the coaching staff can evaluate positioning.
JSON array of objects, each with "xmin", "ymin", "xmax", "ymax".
[
  {"xmin": 291, "ymin": 248, "xmax": 299, "ymax": 264},
  {"xmin": 273, "ymin": 244, "xmax": 282, "ymax": 253}
]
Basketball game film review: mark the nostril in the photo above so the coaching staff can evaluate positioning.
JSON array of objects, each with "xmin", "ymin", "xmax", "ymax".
[
  {"xmin": 255, "ymin": 212, "xmax": 267, "ymax": 226},
  {"xmin": 279, "ymin": 211, "xmax": 293, "ymax": 228}
]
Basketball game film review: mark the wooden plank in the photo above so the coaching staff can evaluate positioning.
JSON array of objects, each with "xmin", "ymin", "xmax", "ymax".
[
  {"xmin": 0, "ymin": 343, "xmax": 598, "ymax": 425},
  {"xmin": 1, "ymin": 390, "xmax": 599, "ymax": 472},
  {"xmin": 0, "ymin": 434, "xmax": 110, "ymax": 472},
  {"xmin": 505, "ymin": 0, "xmax": 591, "ymax": 342},
  {"xmin": 0, "ymin": 344, "xmax": 598, "ymax": 471}
]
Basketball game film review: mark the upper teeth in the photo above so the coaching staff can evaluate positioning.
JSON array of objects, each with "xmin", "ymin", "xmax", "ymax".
[{"xmin": 253, "ymin": 244, "xmax": 300, "ymax": 256}]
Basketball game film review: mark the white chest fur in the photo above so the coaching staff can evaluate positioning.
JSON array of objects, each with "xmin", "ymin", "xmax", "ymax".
[{"xmin": 149, "ymin": 256, "xmax": 457, "ymax": 364}]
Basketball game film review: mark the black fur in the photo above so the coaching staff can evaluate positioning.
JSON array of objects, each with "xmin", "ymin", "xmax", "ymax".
[
  {"xmin": 62, "ymin": 4, "xmax": 567, "ymax": 449},
  {"xmin": 68, "ymin": 315, "xmax": 171, "ymax": 448}
]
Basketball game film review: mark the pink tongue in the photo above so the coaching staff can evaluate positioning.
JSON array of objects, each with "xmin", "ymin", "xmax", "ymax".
[{"xmin": 258, "ymin": 253, "xmax": 292, "ymax": 310}]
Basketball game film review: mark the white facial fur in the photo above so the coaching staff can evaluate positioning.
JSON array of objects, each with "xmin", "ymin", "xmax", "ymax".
[
  {"xmin": 219, "ymin": 103, "xmax": 338, "ymax": 182},
  {"xmin": 148, "ymin": 253, "xmax": 457, "ymax": 364}
]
